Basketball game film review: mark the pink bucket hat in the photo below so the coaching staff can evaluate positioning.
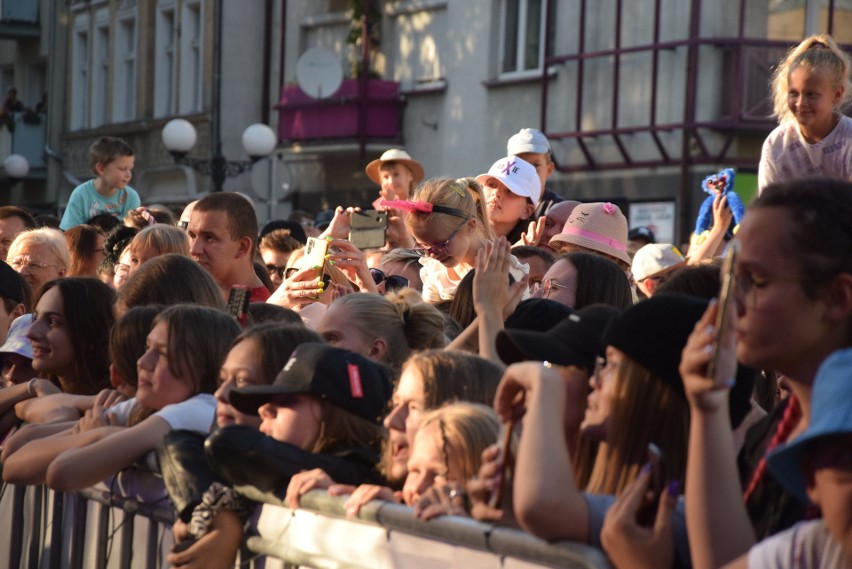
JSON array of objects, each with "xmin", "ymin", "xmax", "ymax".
[{"xmin": 549, "ymin": 202, "xmax": 631, "ymax": 266}]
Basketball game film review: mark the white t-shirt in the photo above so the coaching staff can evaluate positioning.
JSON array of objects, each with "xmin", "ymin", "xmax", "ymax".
[
  {"xmin": 748, "ymin": 520, "xmax": 851, "ymax": 568},
  {"xmin": 758, "ymin": 116, "xmax": 852, "ymax": 194},
  {"xmin": 107, "ymin": 394, "xmax": 216, "ymax": 432},
  {"xmin": 419, "ymin": 252, "xmax": 529, "ymax": 303}
]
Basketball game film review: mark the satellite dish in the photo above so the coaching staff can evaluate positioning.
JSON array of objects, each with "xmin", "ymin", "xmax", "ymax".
[{"xmin": 296, "ymin": 47, "xmax": 344, "ymax": 99}]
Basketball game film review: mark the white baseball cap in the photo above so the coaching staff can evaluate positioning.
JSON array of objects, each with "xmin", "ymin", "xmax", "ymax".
[
  {"xmin": 631, "ymin": 243, "xmax": 686, "ymax": 281},
  {"xmin": 475, "ymin": 156, "xmax": 541, "ymax": 205},
  {"xmin": 507, "ymin": 128, "xmax": 551, "ymax": 155}
]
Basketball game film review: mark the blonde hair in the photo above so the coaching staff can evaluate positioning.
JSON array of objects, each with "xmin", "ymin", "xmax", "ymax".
[
  {"xmin": 331, "ymin": 290, "xmax": 446, "ymax": 370},
  {"xmin": 584, "ymin": 355, "xmax": 689, "ymax": 495},
  {"xmin": 405, "ymin": 177, "xmax": 493, "ymax": 240},
  {"xmin": 418, "ymin": 403, "xmax": 499, "ymax": 484},
  {"xmin": 771, "ymin": 34, "xmax": 852, "ymax": 123},
  {"xmin": 128, "ymin": 225, "xmax": 190, "ymax": 259},
  {"xmin": 7, "ymin": 228, "xmax": 70, "ymax": 270}
]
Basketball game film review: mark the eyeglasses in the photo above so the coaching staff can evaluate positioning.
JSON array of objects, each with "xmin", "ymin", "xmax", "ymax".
[
  {"xmin": 10, "ymin": 257, "xmax": 59, "ymax": 271},
  {"xmin": 733, "ymin": 271, "xmax": 804, "ymax": 309},
  {"xmin": 284, "ymin": 267, "xmax": 299, "ymax": 280},
  {"xmin": 412, "ymin": 220, "xmax": 469, "ymax": 258},
  {"xmin": 532, "ymin": 278, "xmax": 568, "ymax": 299},
  {"xmin": 369, "ymin": 268, "xmax": 410, "ymax": 292},
  {"xmin": 176, "ymin": 220, "xmax": 189, "ymax": 231},
  {"xmin": 114, "ymin": 263, "xmax": 130, "ymax": 277},
  {"xmin": 265, "ymin": 264, "xmax": 287, "ymax": 279}
]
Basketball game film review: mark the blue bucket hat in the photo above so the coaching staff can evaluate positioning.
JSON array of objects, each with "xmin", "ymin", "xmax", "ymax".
[
  {"xmin": 0, "ymin": 314, "xmax": 33, "ymax": 359},
  {"xmin": 767, "ymin": 348, "xmax": 852, "ymax": 503}
]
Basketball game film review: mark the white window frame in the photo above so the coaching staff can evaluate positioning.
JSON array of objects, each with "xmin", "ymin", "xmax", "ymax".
[
  {"xmin": 498, "ymin": 0, "xmax": 546, "ymax": 79},
  {"xmin": 178, "ymin": 0, "xmax": 203, "ymax": 114},
  {"xmin": 154, "ymin": 2, "xmax": 178, "ymax": 117},
  {"xmin": 91, "ymin": 9, "xmax": 110, "ymax": 127},
  {"xmin": 71, "ymin": 14, "xmax": 90, "ymax": 131},
  {"xmin": 112, "ymin": 11, "xmax": 137, "ymax": 122}
]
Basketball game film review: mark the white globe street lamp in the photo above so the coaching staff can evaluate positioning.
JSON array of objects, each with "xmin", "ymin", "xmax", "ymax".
[
  {"xmin": 161, "ymin": 119, "xmax": 277, "ymax": 192},
  {"xmin": 4, "ymin": 154, "xmax": 29, "ymax": 179}
]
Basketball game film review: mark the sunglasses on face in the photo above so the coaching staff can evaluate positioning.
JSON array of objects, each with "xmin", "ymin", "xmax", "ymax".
[
  {"xmin": 369, "ymin": 267, "xmax": 409, "ymax": 292},
  {"xmin": 265, "ymin": 264, "xmax": 287, "ymax": 279},
  {"xmin": 412, "ymin": 220, "xmax": 469, "ymax": 258}
]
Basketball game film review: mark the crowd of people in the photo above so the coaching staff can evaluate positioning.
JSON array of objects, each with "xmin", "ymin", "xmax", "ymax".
[{"xmin": 0, "ymin": 33, "xmax": 851, "ymax": 569}]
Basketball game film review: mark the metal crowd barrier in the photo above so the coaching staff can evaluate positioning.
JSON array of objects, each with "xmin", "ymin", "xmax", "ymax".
[{"xmin": 1, "ymin": 474, "xmax": 610, "ymax": 569}]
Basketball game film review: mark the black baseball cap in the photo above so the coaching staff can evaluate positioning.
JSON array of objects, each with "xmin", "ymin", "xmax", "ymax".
[
  {"xmin": 228, "ymin": 343, "xmax": 393, "ymax": 424},
  {"xmin": 0, "ymin": 261, "xmax": 26, "ymax": 304},
  {"xmin": 497, "ymin": 304, "xmax": 622, "ymax": 370},
  {"xmin": 504, "ymin": 298, "xmax": 575, "ymax": 332}
]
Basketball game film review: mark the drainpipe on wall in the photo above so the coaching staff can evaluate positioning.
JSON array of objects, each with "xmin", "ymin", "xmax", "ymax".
[{"xmin": 678, "ymin": 0, "xmax": 701, "ymax": 246}]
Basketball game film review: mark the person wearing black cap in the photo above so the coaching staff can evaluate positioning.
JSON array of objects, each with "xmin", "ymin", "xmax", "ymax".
[
  {"xmin": 498, "ymin": 294, "xmax": 756, "ymax": 567},
  {"xmin": 206, "ymin": 343, "xmax": 392, "ymax": 496},
  {"xmin": 0, "ymin": 260, "xmax": 29, "ymax": 345},
  {"xmin": 495, "ymin": 304, "xmax": 621, "ymax": 453},
  {"xmin": 627, "ymin": 226, "xmax": 656, "ymax": 259},
  {"xmin": 164, "ymin": 343, "xmax": 392, "ymax": 568}
]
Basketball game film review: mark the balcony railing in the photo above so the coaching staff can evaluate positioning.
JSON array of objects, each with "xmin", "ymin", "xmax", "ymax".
[{"xmin": 277, "ymin": 79, "xmax": 405, "ymax": 143}]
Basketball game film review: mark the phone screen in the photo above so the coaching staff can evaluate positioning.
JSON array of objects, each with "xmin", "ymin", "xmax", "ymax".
[{"xmin": 708, "ymin": 240, "xmax": 740, "ymax": 380}]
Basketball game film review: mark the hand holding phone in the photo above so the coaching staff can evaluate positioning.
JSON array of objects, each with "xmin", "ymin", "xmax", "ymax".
[
  {"xmin": 488, "ymin": 420, "xmax": 515, "ymax": 509},
  {"xmin": 349, "ymin": 210, "xmax": 388, "ymax": 250},
  {"xmin": 636, "ymin": 443, "xmax": 666, "ymax": 527}
]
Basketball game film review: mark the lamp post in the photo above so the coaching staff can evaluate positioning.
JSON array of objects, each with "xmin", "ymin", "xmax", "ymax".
[
  {"xmin": 3, "ymin": 153, "xmax": 30, "ymax": 183},
  {"xmin": 161, "ymin": 118, "xmax": 276, "ymax": 192}
]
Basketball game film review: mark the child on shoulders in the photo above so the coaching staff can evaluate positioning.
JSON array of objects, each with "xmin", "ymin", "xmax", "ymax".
[{"xmin": 60, "ymin": 137, "xmax": 141, "ymax": 230}]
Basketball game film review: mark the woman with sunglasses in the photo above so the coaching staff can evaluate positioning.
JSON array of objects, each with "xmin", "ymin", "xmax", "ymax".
[
  {"xmin": 378, "ymin": 249, "xmax": 424, "ymax": 292},
  {"xmin": 397, "ymin": 177, "xmax": 527, "ymax": 303}
]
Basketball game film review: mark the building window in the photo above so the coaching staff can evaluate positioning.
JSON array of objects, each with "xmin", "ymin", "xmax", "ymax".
[
  {"xmin": 389, "ymin": 3, "xmax": 447, "ymax": 89},
  {"xmin": 71, "ymin": 20, "xmax": 90, "ymax": 130},
  {"xmin": 179, "ymin": 1, "xmax": 203, "ymax": 114},
  {"xmin": 91, "ymin": 15, "xmax": 110, "ymax": 127},
  {"xmin": 113, "ymin": 15, "xmax": 137, "ymax": 122},
  {"xmin": 500, "ymin": 0, "xmax": 545, "ymax": 76},
  {"xmin": 154, "ymin": 5, "xmax": 177, "ymax": 117}
]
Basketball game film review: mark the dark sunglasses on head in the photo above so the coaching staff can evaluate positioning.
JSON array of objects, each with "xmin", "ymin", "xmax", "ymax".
[{"xmin": 369, "ymin": 267, "xmax": 409, "ymax": 292}]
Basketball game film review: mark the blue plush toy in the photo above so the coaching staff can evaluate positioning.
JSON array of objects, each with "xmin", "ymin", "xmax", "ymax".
[{"xmin": 691, "ymin": 168, "xmax": 745, "ymax": 245}]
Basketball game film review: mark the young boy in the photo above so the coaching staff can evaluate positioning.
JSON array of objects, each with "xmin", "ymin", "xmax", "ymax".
[
  {"xmin": 507, "ymin": 128, "xmax": 565, "ymax": 213},
  {"xmin": 722, "ymin": 348, "xmax": 852, "ymax": 568},
  {"xmin": 475, "ymin": 156, "xmax": 541, "ymax": 242},
  {"xmin": 60, "ymin": 137, "xmax": 141, "ymax": 231}
]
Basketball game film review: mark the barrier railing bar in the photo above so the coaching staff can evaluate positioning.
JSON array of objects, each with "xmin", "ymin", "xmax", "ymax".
[
  {"xmin": 27, "ymin": 484, "xmax": 43, "ymax": 569},
  {"xmin": 48, "ymin": 490, "xmax": 63, "ymax": 569},
  {"xmin": 9, "ymin": 484, "xmax": 24, "ymax": 569}
]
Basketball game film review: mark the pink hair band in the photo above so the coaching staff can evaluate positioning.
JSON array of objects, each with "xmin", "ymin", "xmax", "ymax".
[{"xmin": 380, "ymin": 199, "xmax": 434, "ymax": 213}]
